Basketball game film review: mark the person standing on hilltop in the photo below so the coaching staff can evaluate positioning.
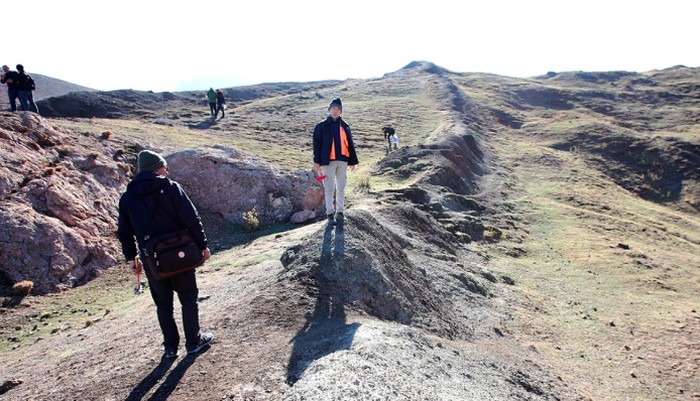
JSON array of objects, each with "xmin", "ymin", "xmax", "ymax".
[
  {"xmin": 206, "ymin": 87, "xmax": 217, "ymax": 118},
  {"xmin": 313, "ymin": 98, "xmax": 359, "ymax": 227},
  {"xmin": 117, "ymin": 150, "xmax": 214, "ymax": 359},
  {"xmin": 1, "ymin": 65, "xmax": 20, "ymax": 112},
  {"xmin": 16, "ymin": 64, "xmax": 38, "ymax": 113},
  {"xmin": 216, "ymin": 89, "xmax": 226, "ymax": 119}
]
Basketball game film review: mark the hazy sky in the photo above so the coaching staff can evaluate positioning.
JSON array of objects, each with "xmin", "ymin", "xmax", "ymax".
[{"xmin": 7, "ymin": 0, "xmax": 698, "ymax": 92}]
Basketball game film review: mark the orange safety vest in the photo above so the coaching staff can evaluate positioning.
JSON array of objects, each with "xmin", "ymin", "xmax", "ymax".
[{"xmin": 329, "ymin": 123, "xmax": 351, "ymax": 160}]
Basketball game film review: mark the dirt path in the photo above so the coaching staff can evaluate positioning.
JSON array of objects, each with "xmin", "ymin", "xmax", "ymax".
[{"xmin": 0, "ymin": 206, "xmax": 587, "ymax": 400}]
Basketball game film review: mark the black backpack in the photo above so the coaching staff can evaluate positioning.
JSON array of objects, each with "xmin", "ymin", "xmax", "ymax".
[
  {"xmin": 17, "ymin": 73, "xmax": 35, "ymax": 91},
  {"xmin": 26, "ymin": 75, "xmax": 35, "ymax": 90}
]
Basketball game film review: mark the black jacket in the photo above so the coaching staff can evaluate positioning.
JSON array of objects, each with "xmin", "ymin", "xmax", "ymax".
[
  {"xmin": 216, "ymin": 92, "xmax": 225, "ymax": 105},
  {"xmin": 1, "ymin": 71, "xmax": 20, "ymax": 90},
  {"xmin": 117, "ymin": 172, "xmax": 207, "ymax": 262},
  {"xmin": 313, "ymin": 116, "xmax": 359, "ymax": 166},
  {"xmin": 16, "ymin": 72, "xmax": 35, "ymax": 91}
]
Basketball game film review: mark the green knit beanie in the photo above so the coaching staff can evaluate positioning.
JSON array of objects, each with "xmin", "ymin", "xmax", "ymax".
[{"xmin": 137, "ymin": 150, "xmax": 167, "ymax": 173}]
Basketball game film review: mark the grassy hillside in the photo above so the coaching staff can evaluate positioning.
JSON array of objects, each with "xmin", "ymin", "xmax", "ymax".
[{"xmin": 1, "ymin": 63, "xmax": 697, "ymax": 400}]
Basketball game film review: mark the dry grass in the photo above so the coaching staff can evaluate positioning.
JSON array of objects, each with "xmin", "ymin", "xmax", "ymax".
[
  {"xmin": 354, "ymin": 171, "xmax": 371, "ymax": 192},
  {"xmin": 0, "ymin": 268, "xmax": 138, "ymax": 352},
  {"xmin": 243, "ymin": 207, "xmax": 260, "ymax": 232},
  {"xmin": 479, "ymin": 134, "xmax": 700, "ymax": 400}
]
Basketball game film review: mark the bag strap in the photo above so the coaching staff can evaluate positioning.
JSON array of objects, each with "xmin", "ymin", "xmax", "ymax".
[
  {"xmin": 141, "ymin": 190, "xmax": 162, "ymax": 243},
  {"xmin": 142, "ymin": 186, "xmax": 184, "ymax": 243}
]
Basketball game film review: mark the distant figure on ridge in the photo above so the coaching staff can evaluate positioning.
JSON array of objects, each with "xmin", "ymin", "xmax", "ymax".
[
  {"xmin": 382, "ymin": 125, "xmax": 396, "ymax": 153},
  {"xmin": 1, "ymin": 65, "xmax": 20, "ymax": 112},
  {"xmin": 16, "ymin": 64, "xmax": 38, "ymax": 113},
  {"xmin": 117, "ymin": 150, "xmax": 214, "ymax": 359},
  {"xmin": 216, "ymin": 89, "xmax": 226, "ymax": 119},
  {"xmin": 313, "ymin": 98, "xmax": 359, "ymax": 227},
  {"xmin": 207, "ymin": 87, "xmax": 217, "ymax": 118}
]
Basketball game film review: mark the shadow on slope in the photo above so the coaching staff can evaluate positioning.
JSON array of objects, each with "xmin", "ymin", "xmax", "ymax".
[{"xmin": 279, "ymin": 210, "xmax": 472, "ymax": 383}]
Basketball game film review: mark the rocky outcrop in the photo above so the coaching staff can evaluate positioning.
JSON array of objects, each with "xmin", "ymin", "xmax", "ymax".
[
  {"xmin": 167, "ymin": 146, "xmax": 325, "ymax": 225},
  {"xmin": 0, "ymin": 112, "xmax": 132, "ymax": 294},
  {"xmin": 0, "ymin": 112, "xmax": 324, "ymax": 293}
]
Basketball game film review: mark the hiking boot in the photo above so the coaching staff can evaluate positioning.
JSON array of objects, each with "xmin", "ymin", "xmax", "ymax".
[
  {"xmin": 335, "ymin": 213, "xmax": 345, "ymax": 228},
  {"xmin": 163, "ymin": 347, "xmax": 178, "ymax": 359},
  {"xmin": 186, "ymin": 332, "xmax": 213, "ymax": 354},
  {"xmin": 327, "ymin": 214, "xmax": 336, "ymax": 226}
]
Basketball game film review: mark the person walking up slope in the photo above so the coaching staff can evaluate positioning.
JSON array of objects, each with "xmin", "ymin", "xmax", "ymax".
[
  {"xmin": 207, "ymin": 88, "xmax": 217, "ymax": 117},
  {"xmin": 382, "ymin": 125, "xmax": 395, "ymax": 153},
  {"xmin": 216, "ymin": 89, "xmax": 226, "ymax": 119},
  {"xmin": 313, "ymin": 98, "xmax": 359, "ymax": 227}
]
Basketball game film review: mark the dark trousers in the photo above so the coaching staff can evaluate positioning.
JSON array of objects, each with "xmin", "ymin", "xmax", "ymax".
[
  {"xmin": 146, "ymin": 268, "xmax": 200, "ymax": 349},
  {"xmin": 7, "ymin": 87, "xmax": 18, "ymax": 112},
  {"xmin": 217, "ymin": 104, "xmax": 225, "ymax": 118},
  {"xmin": 18, "ymin": 90, "xmax": 38, "ymax": 113},
  {"xmin": 209, "ymin": 102, "xmax": 216, "ymax": 116}
]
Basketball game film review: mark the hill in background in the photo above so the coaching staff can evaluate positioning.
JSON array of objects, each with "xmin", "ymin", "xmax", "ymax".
[{"xmin": 0, "ymin": 72, "xmax": 95, "ymax": 110}]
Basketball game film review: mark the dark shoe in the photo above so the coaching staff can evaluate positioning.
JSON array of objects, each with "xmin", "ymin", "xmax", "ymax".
[
  {"xmin": 327, "ymin": 214, "xmax": 336, "ymax": 226},
  {"xmin": 163, "ymin": 347, "xmax": 178, "ymax": 359},
  {"xmin": 186, "ymin": 332, "xmax": 213, "ymax": 354},
  {"xmin": 336, "ymin": 213, "xmax": 345, "ymax": 227}
]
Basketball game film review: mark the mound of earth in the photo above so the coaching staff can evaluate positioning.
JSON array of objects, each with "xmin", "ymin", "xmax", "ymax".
[
  {"xmin": 37, "ymin": 89, "xmax": 201, "ymax": 119},
  {"xmin": 395, "ymin": 60, "xmax": 451, "ymax": 76},
  {"xmin": 275, "ymin": 209, "xmax": 584, "ymax": 399},
  {"xmin": 217, "ymin": 81, "xmax": 341, "ymax": 103},
  {"xmin": 377, "ymin": 130, "xmax": 484, "ymax": 195}
]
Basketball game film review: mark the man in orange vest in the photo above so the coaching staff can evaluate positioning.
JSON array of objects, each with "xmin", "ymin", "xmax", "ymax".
[{"xmin": 312, "ymin": 98, "xmax": 359, "ymax": 227}]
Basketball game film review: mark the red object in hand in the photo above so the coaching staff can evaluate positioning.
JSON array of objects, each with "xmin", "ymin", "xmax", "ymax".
[{"xmin": 316, "ymin": 175, "xmax": 327, "ymax": 181}]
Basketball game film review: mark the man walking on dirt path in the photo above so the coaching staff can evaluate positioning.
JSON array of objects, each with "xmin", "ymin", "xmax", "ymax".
[
  {"xmin": 313, "ymin": 97, "xmax": 359, "ymax": 227},
  {"xmin": 207, "ymin": 87, "xmax": 217, "ymax": 117},
  {"xmin": 117, "ymin": 150, "xmax": 213, "ymax": 359}
]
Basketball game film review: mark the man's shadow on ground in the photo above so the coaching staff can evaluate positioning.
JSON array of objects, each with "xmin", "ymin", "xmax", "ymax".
[
  {"xmin": 286, "ymin": 224, "xmax": 358, "ymax": 385},
  {"xmin": 188, "ymin": 117, "xmax": 218, "ymax": 130},
  {"xmin": 125, "ymin": 347, "xmax": 209, "ymax": 401}
]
